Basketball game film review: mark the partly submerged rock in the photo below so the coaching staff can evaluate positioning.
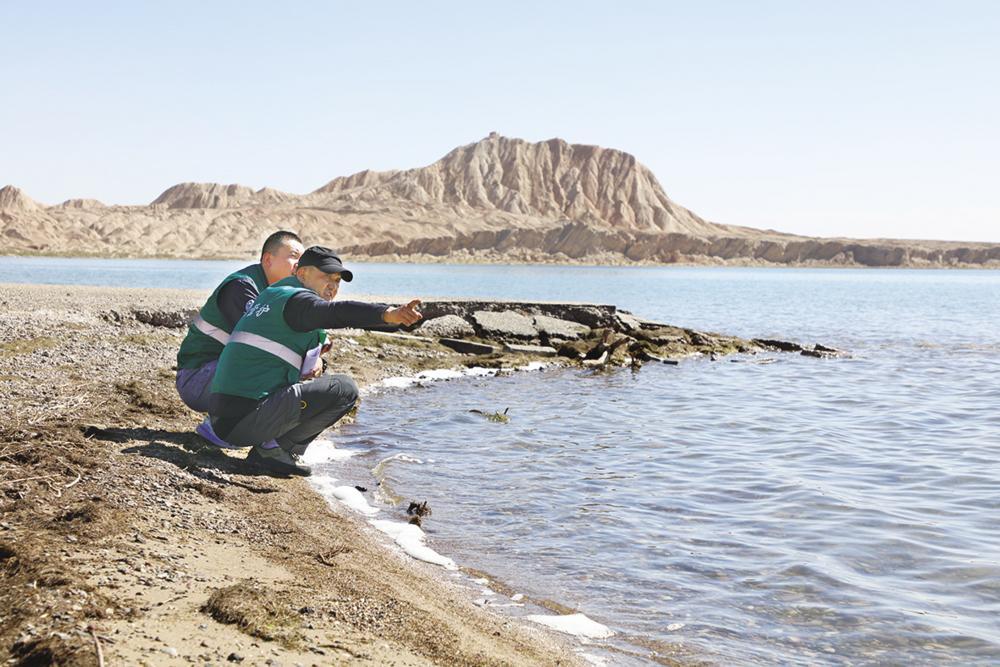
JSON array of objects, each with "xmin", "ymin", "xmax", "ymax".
[{"xmin": 752, "ymin": 338, "xmax": 804, "ymax": 352}]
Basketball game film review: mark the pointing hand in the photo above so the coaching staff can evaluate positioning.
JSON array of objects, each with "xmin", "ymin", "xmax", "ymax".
[{"xmin": 383, "ymin": 299, "xmax": 423, "ymax": 326}]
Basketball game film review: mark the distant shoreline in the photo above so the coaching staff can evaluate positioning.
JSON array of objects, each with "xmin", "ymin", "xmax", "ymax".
[{"xmin": 3, "ymin": 250, "xmax": 999, "ymax": 270}]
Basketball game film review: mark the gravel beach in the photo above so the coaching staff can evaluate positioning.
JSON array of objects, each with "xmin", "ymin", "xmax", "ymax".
[{"xmin": 0, "ymin": 284, "xmax": 582, "ymax": 666}]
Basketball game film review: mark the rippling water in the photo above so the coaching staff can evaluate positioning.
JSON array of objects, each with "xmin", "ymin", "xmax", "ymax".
[
  {"xmin": 7, "ymin": 256, "xmax": 1000, "ymax": 664},
  {"xmin": 319, "ymin": 268, "xmax": 1000, "ymax": 666}
]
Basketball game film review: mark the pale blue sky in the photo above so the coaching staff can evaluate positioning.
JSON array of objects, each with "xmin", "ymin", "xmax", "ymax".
[{"xmin": 2, "ymin": 1, "xmax": 997, "ymax": 241}]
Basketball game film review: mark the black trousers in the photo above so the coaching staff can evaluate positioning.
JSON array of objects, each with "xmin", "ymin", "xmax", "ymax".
[{"xmin": 212, "ymin": 374, "xmax": 359, "ymax": 455}]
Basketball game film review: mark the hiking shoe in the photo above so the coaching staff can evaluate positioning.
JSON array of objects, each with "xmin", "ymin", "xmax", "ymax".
[
  {"xmin": 195, "ymin": 418, "xmax": 242, "ymax": 449},
  {"xmin": 246, "ymin": 443, "xmax": 312, "ymax": 477}
]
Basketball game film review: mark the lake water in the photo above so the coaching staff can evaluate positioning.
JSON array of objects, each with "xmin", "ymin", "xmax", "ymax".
[{"xmin": 5, "ymin": 255, "xmax": 1000, "ymax": 665}]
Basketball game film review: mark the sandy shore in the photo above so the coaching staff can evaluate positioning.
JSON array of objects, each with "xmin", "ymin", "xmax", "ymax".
[{"xmin": 0, "ymin": 284, "xmax": 586, "ymax": 666}]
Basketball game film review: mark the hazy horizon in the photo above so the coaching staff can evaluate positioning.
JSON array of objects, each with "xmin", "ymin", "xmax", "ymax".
[{"xmin": 2, "ymin": 2, "xmax": 998, "ymax": 243}]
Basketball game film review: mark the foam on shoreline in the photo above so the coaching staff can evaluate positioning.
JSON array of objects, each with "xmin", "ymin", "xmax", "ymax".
[
  {"xmin": 365, "ymin": 361, "xmax": 552, "ymax": 393},
  {"xmin": 369, "ymin": 519, "xmax": 458, "ymax": 570},
  {"xmin": 372, "ymin": 366, "xmax": 499, "ymax": 391},
  {"xmin": 524, "ymin": 613, "xmax": 614, "ymax": 639}
]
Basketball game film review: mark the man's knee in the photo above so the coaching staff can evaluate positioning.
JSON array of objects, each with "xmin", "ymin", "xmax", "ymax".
[
  {"xmin": 327, "ymin": 374, "xmax": 359, "ymax": 406},
  {"xmin": 176, "ymin": 361, "xmax": 217, "ymax": 413}
]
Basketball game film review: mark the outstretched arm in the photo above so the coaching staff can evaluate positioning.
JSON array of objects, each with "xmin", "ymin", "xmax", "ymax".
[
  {"xmin": 284, "ymin": 292, "xmax": 390, "ymax": 332},
  {"xmin": 382, "ymin": 299, "xmax": 423, "ymax": 326},
  {"xmin": 284, "ymin": 293, "xmax": 423, "ymax": 332}
]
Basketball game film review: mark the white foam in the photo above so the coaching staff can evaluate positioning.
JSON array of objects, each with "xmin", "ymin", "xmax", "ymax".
[
  {"xmin": 309, "ymin": 474, "xmax": 340, "ymax": 496},
  {"xmin": 376, "ymin": 452, "xmax": 424, "ymax": 466},
  {"xmin": 524, "ymin": 613, "xmax": 614, "ymax": 639},
  {"xmin": 518, "ymin": 361, "xmax": 550, "ymax": 372},
  {"xmin": 414, "ymin": 368, "xmax": 467, "ymax": 381},
  {"xmin": 330, "ymin": 485, "xmax": 379, "ymax": 516},
  {"xmin": 310, "ymin": 476, "xmax": 379, "ymax": 518},
  {"xmin": 299, "ymin": 437, "xmax": 360, "ymax": 465},
  {"xmin": 374, "ymin": 366, "xmax": 500, "ymax": 391},
  {"xmin": 511, "ymin": 593, "xmax": 524, "ymax": 601},
  {"xmin": 379, "ymin": 376, "xmax": 422, "ymax": 389},
  {"xmin": 464, "ymin": 366, "xmax": 501, "ymax": 377},
  {"xmin": 370, "ymin": 519, "xmax": 458, "ymax": 570}
]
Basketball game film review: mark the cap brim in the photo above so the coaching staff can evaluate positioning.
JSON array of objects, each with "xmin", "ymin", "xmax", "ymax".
[{"xmin": 314, "ymin": 262, "xmax": 353, "ymax": 281}]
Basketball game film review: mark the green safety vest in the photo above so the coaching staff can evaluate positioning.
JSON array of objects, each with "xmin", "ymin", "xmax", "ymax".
[
  {"xmin": 176, "ymin": 263, "xmax": 269, "ymax": 370},
  {"xmin": 210, "ymin": 276, "xmax": 326, "ymax": 400}
]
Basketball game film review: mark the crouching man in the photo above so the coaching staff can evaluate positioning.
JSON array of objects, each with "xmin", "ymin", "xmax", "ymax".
[
  {"xmin": 176, "ymin": 230, "xmax": 304, "ymax": 447},
  {"xmin": 207, "ymin": 246, "xmax": 422, "ymax": 476}
]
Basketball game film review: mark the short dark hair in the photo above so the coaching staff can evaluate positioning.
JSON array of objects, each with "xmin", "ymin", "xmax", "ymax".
[{"xmin": 261, "ymin": 231, "xmax": 302, "ymax": 257}]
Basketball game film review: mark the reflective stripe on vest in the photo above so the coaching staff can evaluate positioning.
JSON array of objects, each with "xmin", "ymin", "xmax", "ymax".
[
  {"xmin": 230, "ymin": 331, "xmax": 304, "ymax": 370},
  {"xmin": 192, "ymin": 314, "xmax": 230, "ymax": 345}
]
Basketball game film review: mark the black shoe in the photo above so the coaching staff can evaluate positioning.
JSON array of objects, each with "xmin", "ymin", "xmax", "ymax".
[{"xmin": 246, "ymin": 445, "xmax": 312, "ymax": 477}]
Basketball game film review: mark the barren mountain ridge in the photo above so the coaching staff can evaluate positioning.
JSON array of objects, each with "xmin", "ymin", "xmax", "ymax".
[{"xmin": 2, "ymin": 135, "xmax": 997, "ymax": 267}]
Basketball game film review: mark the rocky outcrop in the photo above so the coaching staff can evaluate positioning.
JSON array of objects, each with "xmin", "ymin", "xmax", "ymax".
[
  {"xmin": 152, "ymin": 183, "xmax": 256, "ymax": 208},
  {"xmin": 2, "ymin": 135, "xmax": 997, "ymax": 267},
  {"xmin": 56, "ymin": 198, "xmax": 105, "ymax": 209},
  {"xmin": 151, "ymin": 183, "xmax": 293, "ymax": 209},
  {"xmin": 312, "ymin": 169, "xmax": 398, "ymax": 195},
  {"xmin": 390, "ymin": 299, "xmax": 841, "ymax": 368},
  {"xmin": 314, "ymin": 134, "xmax": 719, "ymax": 236},
  {"xmin": 344, "ymin": 222, "xmax": 1000, "ymax": 267},
  {"xmin": 0, "ymin": 186, "xmax": 41, "ymax": 213}
]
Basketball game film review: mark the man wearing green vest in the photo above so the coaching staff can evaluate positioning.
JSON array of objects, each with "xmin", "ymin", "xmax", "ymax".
[
  {"xmin": 208, "ymin": 246, "xmax": 422, "ymax": 476},
  {"xmin": 176, "ymin": 231, "xmax": 305, "ymax": 447}
]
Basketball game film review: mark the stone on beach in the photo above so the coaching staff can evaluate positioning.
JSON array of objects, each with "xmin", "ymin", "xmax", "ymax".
[
  {"xmin": 417, "ymin": 314, "xmax": 475, "ymax": 338},
  {"xmin": 472, "ymin": 310, "xmax": 537, "ymax": 340},
  {"xmin": 532, "ymin": 314, "xmax": 590, "ymax": 340},
  {"xmin": 503, "ymin": 343, "xmax": 557, "ymax": 357},
  {"xmin": 439, "ymin": 338, "xmax": 498, "ymax": 355},
  {"xmin": 133, "ymin": 308, "xmax": 198, "ymax": 329},
  {"xmin": 613, "ymin": 311, "xmax": 644, "ymax": 333}
]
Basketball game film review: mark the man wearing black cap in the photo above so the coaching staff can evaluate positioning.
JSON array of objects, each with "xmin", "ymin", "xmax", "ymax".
[{"xmin": 208, "ymin": 246, "xmax": 422, "ymax": 476}]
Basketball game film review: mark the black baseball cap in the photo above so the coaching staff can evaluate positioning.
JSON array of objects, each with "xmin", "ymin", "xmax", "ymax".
[{"xmin": 297, "ymin": 246, "xmax": 354, "ymax": 282}]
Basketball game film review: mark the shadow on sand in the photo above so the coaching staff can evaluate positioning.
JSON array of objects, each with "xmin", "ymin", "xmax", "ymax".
[{"xmin": 84, "ymin": 425, "xmax": 285, "ymax": 490}]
